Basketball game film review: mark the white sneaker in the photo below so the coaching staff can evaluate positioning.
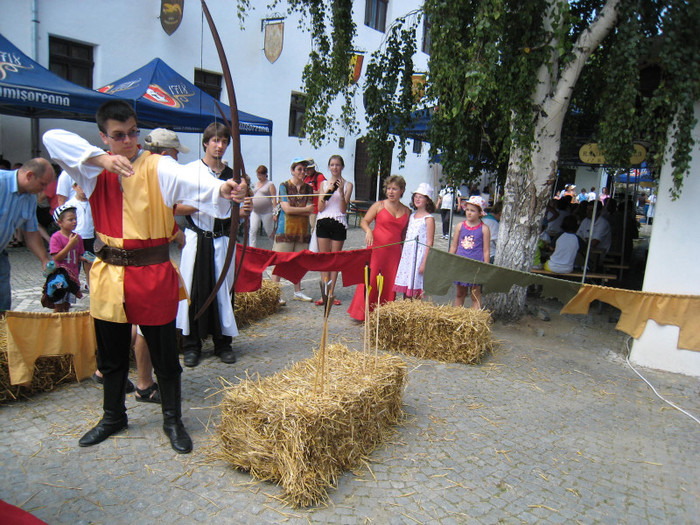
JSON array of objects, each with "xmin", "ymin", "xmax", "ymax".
[
  {"xmin": 293, "ymin": 291, "xmax": 313, "ymax": 302},
  {"xmin": 278, "ymin": 298, "xmax": 287, "ymax": 306}
]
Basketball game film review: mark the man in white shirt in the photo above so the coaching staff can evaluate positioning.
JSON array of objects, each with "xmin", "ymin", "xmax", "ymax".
[
  {"xmin": 577, "ymin": 204, "xmax": 612, "ymax": 254},
  {"xmin": 56, "ymin": 170, "xmax": 76, "ymax": 206},
  {"xmin": 587, "ymin": 186, "xmax": 597, "ymax": 202}
]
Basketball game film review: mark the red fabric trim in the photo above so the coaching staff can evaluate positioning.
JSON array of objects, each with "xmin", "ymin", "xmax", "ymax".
[
  {"xmin": 234, "ymin": 245, "xmax": 372, "ymax": 293},
  {"xmin": 124, "ymin": 263, "xmax": 179, "ymax": 324},
  {"xmin": 89, "ymin": 169, "xmax": 123, "ymax": 238},
  {"xmin": 462, "ymin": 221, "xmax": 482, "ymax": 231},
  {"xmin": 0, "ymin": 500, "xmax": 48, "ymax": 525}
]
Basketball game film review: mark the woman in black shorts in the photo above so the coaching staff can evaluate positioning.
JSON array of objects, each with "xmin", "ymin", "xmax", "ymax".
[{"xmin": 314, "ymin": 155, "xmax": 353, "ymax": 306}]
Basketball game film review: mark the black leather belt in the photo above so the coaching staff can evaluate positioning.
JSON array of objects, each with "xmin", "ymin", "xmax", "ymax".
[
  {"xmin": 96, "ymin": 244, "xmax": 170, "ymax": 266},
  {"xmin": 186, "ymin": 222, "xmax": 229, "ymax": 238}
]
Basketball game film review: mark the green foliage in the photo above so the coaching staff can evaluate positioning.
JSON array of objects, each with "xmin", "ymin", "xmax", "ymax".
[
  {"xmin": 246, "ymin": 1, "xmax": 699, "ymax": 199},
  {"xmin": 595, "ymin": 4, "xmax": 640, "ymax": 166},
  {"xmin": 568, "ymin": 0, "xmax": 700, "ymax": 199},
  {"xmin": 363, "ymin": 13, "xmax": 420, "ymax": 177},
  {"xmin": 638, "ymin": 0, "xmax": 700, "ymax": 198},
  {"xmin": 285, "ymin": 0, "xmax": 359, "ymax": 145}
]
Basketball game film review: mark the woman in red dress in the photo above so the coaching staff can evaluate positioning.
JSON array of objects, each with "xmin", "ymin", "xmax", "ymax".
[{"xmin": 347, "ymin": 175, "xmax": 410, "ymax": 321}]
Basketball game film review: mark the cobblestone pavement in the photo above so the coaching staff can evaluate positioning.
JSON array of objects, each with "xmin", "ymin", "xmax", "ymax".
[{"xmin": 1, "ymin": 222, "xmax": 699, "ymax": 524}]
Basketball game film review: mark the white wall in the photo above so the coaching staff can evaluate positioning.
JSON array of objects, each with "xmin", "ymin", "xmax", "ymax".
[
  {"xmin": 574, "ymin": 166, "xmax": 608, "ymax": 195},
  {"xmin": 0, "ymin": 0, "xmax": 434, "ymax": 203},
  {"xmin": 631, "ymin": 102, "xmax": 700, "ymax": 377}
]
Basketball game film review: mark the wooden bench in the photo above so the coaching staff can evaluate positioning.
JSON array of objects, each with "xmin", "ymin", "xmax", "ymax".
[
  {"xmin": 347, "ymin": 200, "xmax": 374, "ymax": 227},
  {"xmin": 603, "ymin": 263, "xmax": 630, "ymax": 270},
  {"xmin": 531, "ymin": 268, "xmax": 617, "ymax": 281}
]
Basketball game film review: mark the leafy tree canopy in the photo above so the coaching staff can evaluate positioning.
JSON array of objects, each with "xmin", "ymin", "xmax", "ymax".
[{"xmin": 253, "ymin": 0, "xmax": 699, "ymax": 199}]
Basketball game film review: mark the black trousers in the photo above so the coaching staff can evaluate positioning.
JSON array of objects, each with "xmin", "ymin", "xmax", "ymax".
[
  {"xmin": 94, "ymin": 318, "xmax": 182, "ymax": 417},
  {"xmin": 440, "ymin": 209, "xmax": 451, "ymax": 236}
]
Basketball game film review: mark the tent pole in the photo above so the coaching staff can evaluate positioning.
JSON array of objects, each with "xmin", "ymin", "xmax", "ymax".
[
  {"xmin": 268, "ymin": 134, "xmax": 273, "ymax": 182},
  {"xmin": 582, "ymin": 168, "xmax": 604, "ymax": 283},
  {"xmin": 31, "ymin": 118, "xmax": 40, "ymax": 158}
]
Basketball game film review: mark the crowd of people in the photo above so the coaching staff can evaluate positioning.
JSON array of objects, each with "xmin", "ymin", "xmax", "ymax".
[
  {"xmin": 538, "ymin": 187, "xmax": 641, "ymax": 274},
  {"xmin": 3, "ymin": 100, "xmax": 656, "ymax": 455}
]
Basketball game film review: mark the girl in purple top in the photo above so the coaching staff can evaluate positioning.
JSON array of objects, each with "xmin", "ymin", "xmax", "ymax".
[{"xmin": 449, "ymin": 196, "xmax": 490, "ymax": 309}]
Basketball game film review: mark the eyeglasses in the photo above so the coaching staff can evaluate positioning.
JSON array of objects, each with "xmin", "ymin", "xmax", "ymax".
[{"xmin": 106, "ymin": 129, "xmax": 140, "ymax": 142}]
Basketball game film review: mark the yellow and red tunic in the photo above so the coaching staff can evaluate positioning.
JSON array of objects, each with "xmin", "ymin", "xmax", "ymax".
[
  {"xmin": 88, "ymin": 152, "xmax": 184, "ymax": 325},
  {"xmin": 43, "ymin": 129, "xmax": 232, "ymax": 327}
]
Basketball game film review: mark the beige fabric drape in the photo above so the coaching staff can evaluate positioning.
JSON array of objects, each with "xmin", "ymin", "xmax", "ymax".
[
  {"xmin": 4, "ymin": 311, "xmax": 96, "ymax": 385},
  {"xmin": 561, "ymin": 285, "xmax": 700, "ymax": 351},
  {"xmin": 424, "ymin": 248, "xmax": 700, "ymax": 351}
]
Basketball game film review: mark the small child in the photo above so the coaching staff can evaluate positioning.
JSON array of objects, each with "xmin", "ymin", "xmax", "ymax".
[
  {"xmin": 450, "ymin": 195, "xmax": 490, "ymax": 309},
  {"xmin": 394, "ymin": 183, "xmax": 436, "ymax": 299},
  {"xmin": 65, "ymin": 182, "xmax": 95, "ymax": 290},
  {"xmin": 48, "ymin": 204, "xmax": 87, "ymax": 312},
  {"xmin": 544, "ymin": 215, "xmax": 579, "ymax": 274}
]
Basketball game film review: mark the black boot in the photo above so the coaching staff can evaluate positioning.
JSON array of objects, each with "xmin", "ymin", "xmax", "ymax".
[
  {"xmin": 214, "ymin": 336, "xmax": 236, "ymax": 364},
  {"xmin": 79, "ymin": 367, "xmax": 128, "ymax": 447},
  {"xmin": 182, "ymin": 334, "xmax": 201, "ymax": 367},
  {"xmin": 159, "ymin": 376, "xmax": 192, "ymax": 454},
  {"xmin": 78, "ymin": 411, "xmax": 128, "ymax": 447}
]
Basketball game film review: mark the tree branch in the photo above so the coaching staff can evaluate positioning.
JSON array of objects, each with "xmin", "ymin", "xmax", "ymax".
[{"xmin": 547, "ymin": 0, "xmax": 620, "ymax": 116}]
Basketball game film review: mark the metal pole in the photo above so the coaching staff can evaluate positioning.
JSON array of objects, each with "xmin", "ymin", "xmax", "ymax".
[
  {"xmin": 409, "ymin": 235, "xmax": 419, "ymax": 297},
  {"xmin": 447, "ymin": 185, "xmax": 456, "ymax": 247},
  {"xmin": 268, "ymin": 134, "xmax": 273, "ymax": 181},
  {"xmin": 581, "ymin": 169, "xmax": 604, "ymax": 283}
]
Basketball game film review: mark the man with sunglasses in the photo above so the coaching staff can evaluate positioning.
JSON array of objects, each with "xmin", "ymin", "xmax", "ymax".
[{"xmin": 43, "ymin": 100, "xmax": 247, "ymax": 454}]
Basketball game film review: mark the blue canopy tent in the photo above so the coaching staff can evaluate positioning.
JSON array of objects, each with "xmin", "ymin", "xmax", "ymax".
[
  {"xmin": 390, "ymin": 107, "xmax": 433, "ymax": 141},
  {"xmin": 97, "ymin": 58, "xmax": 272, "ymax": 136},
  {"xmin": 616, "ymin": 166, "xmax": 655, "ymax": 185},
  {"xmin": 0, "ymin": 33, "xmax": 119, "ymax": 121}
]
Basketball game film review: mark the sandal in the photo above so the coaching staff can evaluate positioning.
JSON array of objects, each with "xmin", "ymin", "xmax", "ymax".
[{"xmin": 135, "ymin": 383, "xmax": 161, "ymax": 404}]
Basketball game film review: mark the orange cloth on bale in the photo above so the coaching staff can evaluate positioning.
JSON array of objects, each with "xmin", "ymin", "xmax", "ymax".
[
  {"xmin": 3, "ymin": 311, "xmax": 97, "ymax": 385},
  {"xmin": 561, "ymin": 285, "xmax": 700, "ymax": 351}
]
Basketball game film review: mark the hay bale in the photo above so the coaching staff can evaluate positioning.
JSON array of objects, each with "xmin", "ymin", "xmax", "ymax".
[
  {"xmin": 216, "ymin": 343, "xmax": 406, "ymax": 507},
  {"xmin": 0, "ymin": 317, "xmax": 76, "ymax": 404},
  {"xmin": 233, "ymin": 280, "xmax": 281, "ymax": 326},
  {"xmin": 369, "ymin": 300, "xmax": 494, "ymax": 364}
]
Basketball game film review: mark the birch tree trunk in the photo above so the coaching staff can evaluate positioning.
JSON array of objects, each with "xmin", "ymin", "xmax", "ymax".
[{"xmin": 485, "ymin": 0, "xmax": 620, "ymax": 319}]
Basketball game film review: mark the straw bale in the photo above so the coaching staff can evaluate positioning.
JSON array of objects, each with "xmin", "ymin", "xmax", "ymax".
[
  {"xmin": 0, "ymin": 317, "xmax": 76, "ymax": 404},
  {"xmin": 216, "ymin": 343, "xmax": 406, "ymax": 507},
  {"xmin": 369, "ymin": 300, "xmax": 494, "ymax": 364},
  {"xmin": 233, "ymin": 280, "xmax": 282, "ymax": 326}
]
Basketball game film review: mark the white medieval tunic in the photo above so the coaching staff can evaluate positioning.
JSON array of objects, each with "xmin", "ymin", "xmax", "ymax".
[{"xmin": 176, "ymin": 160, "xmax": 238, "ymax": 338}]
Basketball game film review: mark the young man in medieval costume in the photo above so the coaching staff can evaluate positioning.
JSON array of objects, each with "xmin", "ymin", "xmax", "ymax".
[
  {"xmin": 176, "ymin": 122, "xmax": 241, "ymax": 368},
  {"xmin": 43, "ymin": 101, "xmax": 247, "ymax": 454}
]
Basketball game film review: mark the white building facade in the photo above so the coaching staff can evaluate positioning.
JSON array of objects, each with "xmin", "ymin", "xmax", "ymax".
[
  {"xmin": 0, "ymin": 0, "xmax": 437, "ymax": 202},
  {"xmin": 630, "ymin": 102, "xmax": 700, "ymax": 378}
]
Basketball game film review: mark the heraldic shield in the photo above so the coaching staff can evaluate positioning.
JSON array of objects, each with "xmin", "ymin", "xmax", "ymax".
[
  {"xmin": 264, "ymin": 21, "xmax": 284, "ymax": 64},
  {"xmin": 160, "ymin": 0, "xmax": 184, "ymax": 36}
]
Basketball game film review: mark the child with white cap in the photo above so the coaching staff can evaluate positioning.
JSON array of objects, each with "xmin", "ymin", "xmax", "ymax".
[
  {"xmin": 393, "ymin": 183, "xmax": 436, "ymax": 299},
  {"xmin": 450, "ymin": 195, "xmax": 490, "ymax": 309}
]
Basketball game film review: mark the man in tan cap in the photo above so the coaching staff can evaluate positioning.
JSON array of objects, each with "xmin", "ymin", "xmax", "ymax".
[{"xmin": 143, "ymin": 128, "xmax": 190, "ymax": 160}]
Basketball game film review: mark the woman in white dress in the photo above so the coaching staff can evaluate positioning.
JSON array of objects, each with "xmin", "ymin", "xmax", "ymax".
[{"xmin": 394, "ymin": 183, "xmax": 436, "ymax": 299}]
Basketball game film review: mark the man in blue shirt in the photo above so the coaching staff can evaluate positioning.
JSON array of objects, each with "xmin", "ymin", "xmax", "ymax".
[{"xmin": 0, "ymin": 158, "xmax": 55, "ymax": 310}]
